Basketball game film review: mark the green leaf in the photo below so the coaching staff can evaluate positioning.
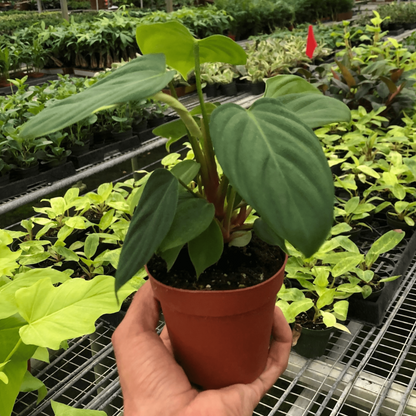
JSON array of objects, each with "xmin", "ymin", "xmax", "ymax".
[
  {"xmin": 54, "ymin": 246, "xmax": 79, "ymax": 262},
  {"xmin": 0, "ymin": 315, "xmax": 37, "ymax": 416},
  {"xmin": 158, "ymin": 194, "xmax": 215, "ymax": 252},
  {"xmin": 333, "ymin": 300, "xmax": 349, "ymax": 321},
  {"xmin": 366, "ymin": 230, "xmax": 405, "ymax": 259},
  {"xmin": 345, "ymin": 197, "xmax": 360, "ymax": 215},
  {"xmin": 17, "ymin": 275, "xmax": 135, "ymax": 350},
  {"xmin": 65, "ymin": 217, "xmax": 85, "ymax": 230},
  {"xmin": 98, "ymin": 209, "xmax": 114, "ymax": 231},
  {"xmin": 210, "ymin": 98, "xmax": 334, "ymax": 257},
  {"xmin": 0, "ymin": 246, "xmax": 20, "ymax": 277},
  {"xmin": 136, "ymin": 22, "xmax": 246, "ymax": 80},
  {"xmin": 327, "ymin": 253, "xmax": 364, "ymax": 277},
  {"xmin": 51, "ymin": 401, "xmax": 106, "ymax": 416},
  {"xmin": 279, "ymin": 299, "xmax": 314, "ymax": 323},
  {"xmin": 0, "ymin": 269, "xmax": 69, "ymax": 320},
  {"xmin": 357, "ymin": 165, "xmax": 380, "ymax": 179},
  {"xmin": 228, "ymin": 231, "xmax": 252, "ymax": 247},
  {"xmin": 0, "ymin": 360, "xmax": 27, "ymax": 416},
  {"xmin": 253, "ymin": 218, "xmax": 287, "ymax": 252},
  {"xmin": 331, "ymin": 223, "xmax": 352, "ymax": 235},
  {"xmin": 361, "ymin": 285, "xmax": 372, "ymax": 299},
  {"xmin": 159, "ymin": 245, "xmax": 184, "ymax": 271},
  {"xmin": 317, "ymin": 289, "xmax": 336, "ymax": 309},
  {"xmin": 154, "ymin": 119, "xmax": 188, "ymax": 151},
  {"xmin": 190, "ymin": 102, "xmax": 218, "ymax": 116},
  {"xmin": 270, "ymin": 93, "xmax": 351, "ymax": 129},
  {"xmin": 84, "ymin": 234, "xmax": 99, "ymax": 259},
  {"xmin": 321, "ymin": 311, "xmax": 337, "ymax": 328},
  {"xmin": 32, "ymin": 347, "xmax": 49, "ymax": 363},
  {"xmin": 264, "ymin": 75, "xmax": 321, "ymax": 97},
  {"xmin": 188, "ymin": 220, "xmax": 223, "ymax": 277},
  {"xmin": 170, "ymin": 160, "xmax": 200, "ymax": 185},
  {"xmin": 115, "ymin": 169, "xmax": 178, "ymax": 292},
  {"xmin": 20, "ymin": 371, "xmax": 47, "ymax": 404},
  {"xmin": 379, "ymin": 275, "xmax": 401, "ymax": 283},
  {"xmin": 21, "ymin": 55, "xmax": 175, "ymax": 139},
  {"xmin": 277, "ymin": 287, "xmax": 305, "ymax": 302}
]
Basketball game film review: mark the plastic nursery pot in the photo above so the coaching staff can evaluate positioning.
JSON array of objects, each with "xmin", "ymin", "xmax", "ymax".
[
  {"xmin": 292, "ymin": 326, "xmax": 332, "ymax": 359},
  {"xmin": 251, "ymin": 81, "xmax": 265, "ymax": 95},
  {"xmin": 71, "ymin": 139, "xmax": 91, "ymax": 156},
  {"xmin": 110, "ymin": 129, "xmax": 133, "ymax": 141},
  {"xmin": 0, "ymin": 172, "xmax": 10, "ymax": 186},
  {"xmin": 386, "ymin": 212, "xmax": 416, "ymax": 232},
  {"xmin": 11, "ymin": 163, "xmax": 39, "ymax": 181},
  {"xmin": 221, "ymin": 81, "xmax": 237, "ymax": 96},
  {"xmin": 204, "ymin": 83, "xmax": 219, "ymax": 98},
  {"xmin": 147, "ymin": 255, "xmax": 288, "ymax": 390}
]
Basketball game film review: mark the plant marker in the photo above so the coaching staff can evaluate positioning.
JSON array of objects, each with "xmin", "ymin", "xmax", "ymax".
[{"xmin": 306, "ymin": 25, "xmax": 317, "ymax": 59}]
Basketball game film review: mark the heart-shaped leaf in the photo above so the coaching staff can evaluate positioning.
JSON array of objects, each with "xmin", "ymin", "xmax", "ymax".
[
  {"xmin": 136, "ymin": 21, "xmax": 246, "ymax": 80},
  {"xmin": 210, "ymin": 98, "xmax": 334, "ymax": 257},
  {"xmin": 188, "ymin": 220, "xmax": 223, "ymax": 277},
  {"xmin": 270, "ymin": 93, "xmax": 351, "ymax": 129},
  {"xmin": 158, "ymin": 193, "xmax": 215, "ymax": 252},
  {"xmin": 21, "ymin": 55, "xmax": 175, "ymax": 139},
  {"xmin": 264, "ymin": 75, "xmax": 321, "ymax": 97}
]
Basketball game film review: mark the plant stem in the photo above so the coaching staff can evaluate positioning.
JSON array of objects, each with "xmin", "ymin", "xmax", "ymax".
[
  {"xmin": 193, "ymin": 41, "xmax": 220, "ymax": 200},
  {"xmin": 223, "ymin": 187, "xmax": 236, "ymax": 240},
  {"xmin": 5, "ymin": 339, "xmax": 22, "ymax": 362},
  {"xmin": 168, "ymin": 81, "xmax": 179, "ymax": 100}
]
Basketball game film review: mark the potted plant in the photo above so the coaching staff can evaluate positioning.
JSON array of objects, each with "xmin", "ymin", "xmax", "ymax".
[
  {"xmin": 20, "ymin": 21, "xmax": 351, "ymax": 389},
  {"xmin": 276, "ymin": 281, "xmax": 350, "ymax": 359},
  {"xmin": 111, "ymin": 103, "xmax": 133, "ymax": 141}
]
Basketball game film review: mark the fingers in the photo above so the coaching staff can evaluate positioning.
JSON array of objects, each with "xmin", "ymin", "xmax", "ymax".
[
  {"xmin": 160, "ymin": 326, "xmax": 174, "ymax": 355},
  {"xmin": 113, "ymin": 281, "xmax": 161, "ymax": 342},
  {"xmin": 254, "ymin": 306, "xmax": 292, "ymax": 396}
]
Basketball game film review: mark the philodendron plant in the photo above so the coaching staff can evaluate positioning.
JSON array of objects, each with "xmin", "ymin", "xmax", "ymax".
[{"xmin": 20, "ymin": 21, "xmax": 351, "ymax": 292}]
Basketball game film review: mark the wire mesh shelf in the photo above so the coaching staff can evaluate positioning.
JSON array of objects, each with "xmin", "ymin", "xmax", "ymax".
[{"xmin": 13, "ymin": 227, "xmax": 416, "ymax": 416}]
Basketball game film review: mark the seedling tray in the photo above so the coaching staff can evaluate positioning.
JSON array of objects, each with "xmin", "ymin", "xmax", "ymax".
[
  {"xmin": 347, "ymin": 228, "xmax": 416, "ymax": 326},
  {"xmin": 0, "ymin": 162, "xmax": 76, "ymax": 200},
  {"xmin": 69, "ymin": 135, "xmax": 140, "ymax": 168}
]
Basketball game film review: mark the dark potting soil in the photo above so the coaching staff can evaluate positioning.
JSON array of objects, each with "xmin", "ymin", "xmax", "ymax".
[
  {"xmin": 148, "ymin": 234, "xmax": 285, "ymax": 291},
  {"xmin": 295, "ymin": 310, "xmax": 326, "ymax": 331}
]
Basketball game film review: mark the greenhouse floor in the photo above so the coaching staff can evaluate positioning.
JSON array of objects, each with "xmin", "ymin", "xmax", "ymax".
[{"xmin": 13, "ymin": 230, "xmax": 416, "ymax": 416}]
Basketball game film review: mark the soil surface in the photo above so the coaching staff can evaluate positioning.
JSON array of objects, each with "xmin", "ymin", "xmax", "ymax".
[
  {"xmin": 147, "ymin": 234, "xmax": 285, "ymax": 291},
  {"xmin": 295, "ymin": 310, "xmax": 327, "ymax": 331}
]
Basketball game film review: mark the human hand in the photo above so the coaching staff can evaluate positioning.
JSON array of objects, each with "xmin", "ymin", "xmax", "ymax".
[{"xmin": 112, "ymin": 281, "xmax": 292, "ymax": 416}]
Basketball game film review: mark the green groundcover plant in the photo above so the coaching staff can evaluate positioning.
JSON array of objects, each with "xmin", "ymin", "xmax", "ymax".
[
  {"xmin": 20, "ymin": 21, "xmax": 351, "ymax": 292},
  {"xmin": 0, "ymin": 230, "xmax": 138, "ymax": 416}
]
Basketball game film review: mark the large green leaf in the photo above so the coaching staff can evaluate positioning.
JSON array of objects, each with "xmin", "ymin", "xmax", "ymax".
[
  {"xmin": 188, "ymin": 220, "xmax": 223, "ymax": 277},
  {"xmin": 264, "ymin": 75, "xmax": 321, "ymax": 98},
  {"xmin": 253, "ymin": 218, "xmax": 287, "ymax": 252},
  {"xmin": 158, "ymin": 193, "xmax": 215, "ymax": 252},
  {"xmin": 0, "ymin": 360, "xmax": 27, "ymax": 416},
  {"xmin": 0, "ymin": 316, "xmax": 37, "ymax": 416},
  {"xmin": 17, "ymin": 275, "xmax": 135, "ymax": 350},
  {"xmin": 0, "ymin": 269, "xmax": 69, "ymax": 320},
  {"xmin": 136, "ymin": 21, "xmax": 246, "ymax": 80},
  {"xmin": 210, "ymin": 98, "xmax": 334, "ymax": 257},
  {"xmin": 21, "ymin": 55, "xmax": 175, "ymax": 139},
  {"xmin": 271, "ymin": 93, "xmax": 351, "ymax": 129},
  {"xmin": 170, "ymin": 160, "xmax": 200, "ymax": 185},
  {"xmin": 115, "ymin": 169, "xmax": 178, "ymax": 292}
]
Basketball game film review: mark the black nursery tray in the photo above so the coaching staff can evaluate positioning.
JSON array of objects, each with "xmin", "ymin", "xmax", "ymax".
[
  {"xmin": 69, "ymin": 135, "xmax": 141, "ymax": 168},
  {"xmin": 347, "ymin": 228, "xmax": 416, "ymax": 326},
  {"xmin": 0, "ymin": 162, "xmax": 76, "ymax": 200}
]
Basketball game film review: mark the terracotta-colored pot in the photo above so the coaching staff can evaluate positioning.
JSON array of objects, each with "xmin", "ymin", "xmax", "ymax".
[
  {"xmin": 147, "ymin": 254, "xmax": 287, "ymax": 389},
  {"xmin": 28, "ymin": 72, "xmax": 45, "ymax": 78}
]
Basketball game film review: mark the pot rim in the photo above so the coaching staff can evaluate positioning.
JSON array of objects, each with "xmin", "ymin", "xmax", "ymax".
[{"xmin": 145, "ymin": 253, "xmax": 288, "ymax": 295}]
